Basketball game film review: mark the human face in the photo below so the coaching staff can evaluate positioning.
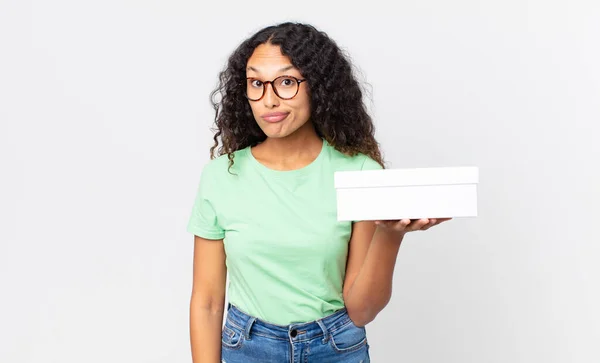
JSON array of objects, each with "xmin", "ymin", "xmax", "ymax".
[{"xmin": 246, "ymin": 43, "xmax": 311, "ymax": 139}]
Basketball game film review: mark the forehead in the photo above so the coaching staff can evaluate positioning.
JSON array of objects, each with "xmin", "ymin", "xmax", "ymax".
[{"xmin": 246, "ymin": 43, "xmax": 299, "ymax": 75}]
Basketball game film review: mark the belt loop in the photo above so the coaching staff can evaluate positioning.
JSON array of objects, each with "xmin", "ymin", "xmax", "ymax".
[
  {"xmin": 244, "ymin": 317, "xmax": 257, "ymax": 340},
  {"xmin": 316, "ymin": 319, "xmax": 329, "ymax": 344}
]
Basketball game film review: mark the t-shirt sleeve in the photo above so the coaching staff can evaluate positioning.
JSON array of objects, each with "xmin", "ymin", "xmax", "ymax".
[
  {"xmin": 360, "ymin": 155, "xmax": 384, "ymax": 171},
  {"xmin": 186, "ymin": 164, "xmax": 225, "ymax": 240}
]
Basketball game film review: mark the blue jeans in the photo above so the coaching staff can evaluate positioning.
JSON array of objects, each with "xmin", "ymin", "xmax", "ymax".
[{"xmin": 221, "ymin": 304, "xmax": 371, "ymax": 363}]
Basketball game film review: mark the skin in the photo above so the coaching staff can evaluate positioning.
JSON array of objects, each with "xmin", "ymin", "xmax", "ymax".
[
  {"xmin": 342, "ymin": 218, "xmax": 451, "ymax": 327},
  {"xmin": 189, "ymin": 43, "xmax": 450, "ymax": 362}
]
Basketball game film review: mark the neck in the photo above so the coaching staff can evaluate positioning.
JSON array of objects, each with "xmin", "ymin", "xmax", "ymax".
[
  {"xmin": 266, "ymin": 125, "xmax": 321, "ymax": 153},
  {"xmin": 253, "ymin": 122, "xmax": 324, "ymax": 170}
]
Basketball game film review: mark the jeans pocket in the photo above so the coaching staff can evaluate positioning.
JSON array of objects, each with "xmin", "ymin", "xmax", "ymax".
[
  {"xmin": 221, "ymin": 323, "xmax": 244, "ymax": 349},
  {"xmin": 329, "ymin": 320, "xmax": 368, "ymax": 353}
]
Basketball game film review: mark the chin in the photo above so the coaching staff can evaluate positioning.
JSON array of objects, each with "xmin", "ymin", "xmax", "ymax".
[
  {"xmin": 258, "ymin": 123, "xmax": 292, "ymax": 139},
  {"xmin": 256, "ymin": 118, "xmax": 310, "ymax": 139},
  {"xmin": 262, "ymin": 130, "xmax": 293, "ymax": 139}
]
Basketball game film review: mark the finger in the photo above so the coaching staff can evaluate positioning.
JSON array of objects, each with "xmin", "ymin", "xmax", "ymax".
[
  {"xmin": 376, "ymin": 220, "xmax": 402, "ymax": 228},
  {"xmin": 390, "ymin": 219, "xmax": 409, "ymax": 231},
  {"xmin": 409, "ymin": 218, "xmax": 429, "ymax": 231},
  {"xmin": 434, "ymin": 218, "xmax": 452, "ymax": 225},
  {"xmin": 422, "ymin": 219, "xmax": 436, "ymax": 230},
  {"xmin": 427, "ymin": 218, "xmax": 452, "ymax": 229}
]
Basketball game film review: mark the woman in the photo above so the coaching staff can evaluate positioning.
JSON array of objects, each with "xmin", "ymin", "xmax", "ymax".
[{"xmin": 187, "ymin": 22, "xmax": 449, "ymax": 363}]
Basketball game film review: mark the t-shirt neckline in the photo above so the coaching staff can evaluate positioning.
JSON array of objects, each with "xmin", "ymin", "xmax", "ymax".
[{"xmin": 246, "ymin": 138, "xmax": 328, "ymax": 178}]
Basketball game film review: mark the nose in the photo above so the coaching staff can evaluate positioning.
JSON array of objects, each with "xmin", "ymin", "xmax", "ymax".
[{"xmin": 262, "ymin": 82, "xmax": 280, "ymax": 108}]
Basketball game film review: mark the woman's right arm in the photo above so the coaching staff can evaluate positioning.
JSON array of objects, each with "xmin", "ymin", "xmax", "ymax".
[{"xmin": 190, "ymin": 235, "xmax": 227, "ymax": 363}]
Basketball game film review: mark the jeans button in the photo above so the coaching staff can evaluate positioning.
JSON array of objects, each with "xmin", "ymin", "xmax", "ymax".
[{"xmin": 290, "ymin": 329, "xmax": 298, "ymax": 338}]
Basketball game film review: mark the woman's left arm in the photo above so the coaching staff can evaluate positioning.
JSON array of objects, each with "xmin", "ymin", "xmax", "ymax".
[{"xmin": 343, "ymin": 218, "xmax": 451, "ymax": 326}]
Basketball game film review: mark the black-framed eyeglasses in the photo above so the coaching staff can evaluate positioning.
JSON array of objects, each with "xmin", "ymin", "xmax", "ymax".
[{"xmin": 245, "ymin": 75, "xmax": 307, "ymax": 101}]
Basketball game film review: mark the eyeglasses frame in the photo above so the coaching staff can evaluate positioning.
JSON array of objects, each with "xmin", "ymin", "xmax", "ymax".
[{"xmin": 244, "ymin": 75, "xmax": 307, "ymax": 101}]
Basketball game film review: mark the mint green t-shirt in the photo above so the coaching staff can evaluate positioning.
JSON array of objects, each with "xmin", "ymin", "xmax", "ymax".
[{"xmin": 187, "ymin": 139, "xmax": 383, "ymax": 325}]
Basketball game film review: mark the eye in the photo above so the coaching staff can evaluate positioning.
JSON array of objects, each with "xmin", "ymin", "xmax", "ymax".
[
  {"xmin": 278, "ymin": 77, "xmax": 296, "ymax": 87},
  {"xmin": 249, "ymin": 79, "xmax": 263, "ymax": 88}
]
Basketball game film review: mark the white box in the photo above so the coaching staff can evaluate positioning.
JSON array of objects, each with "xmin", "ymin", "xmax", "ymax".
[{"xmin": 334, "ymin": 166, "xmax": 479, "ymax": 221}]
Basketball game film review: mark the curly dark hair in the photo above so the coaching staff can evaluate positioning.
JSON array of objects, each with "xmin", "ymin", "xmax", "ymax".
[{"xmin": 209, "ymin": 22, "xmax": 385, "ymax": 170}]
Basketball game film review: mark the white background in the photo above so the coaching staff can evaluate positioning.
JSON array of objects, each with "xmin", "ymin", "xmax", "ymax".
[{"xmin": 1, "ymin": 0, "xmax": 599, "ymax": 362}]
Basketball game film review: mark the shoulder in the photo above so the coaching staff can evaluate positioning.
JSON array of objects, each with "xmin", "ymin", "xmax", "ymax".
[
  {"xmin": 325, "ymin": 142, "xmax": 384, "ymax": 172},
  {"xmin": 200, "ymin": 147, "xmax": 251, "ymax": 180}
]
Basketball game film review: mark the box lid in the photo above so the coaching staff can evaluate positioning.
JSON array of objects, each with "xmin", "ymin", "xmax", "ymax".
[{"xmin": 334, "ymin": 166, "xmax": 479, "ymax": 189}]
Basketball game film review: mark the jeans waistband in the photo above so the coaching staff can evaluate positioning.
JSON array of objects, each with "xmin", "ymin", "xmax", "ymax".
[{"xmin": 225, "ymin": 303, "xmax": 353, "ymax": 343}]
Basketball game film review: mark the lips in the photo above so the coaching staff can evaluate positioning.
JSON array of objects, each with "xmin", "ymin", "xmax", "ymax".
[{"xmin": 261, "ymin": 112, "xmax": 289, "ymax": 123}]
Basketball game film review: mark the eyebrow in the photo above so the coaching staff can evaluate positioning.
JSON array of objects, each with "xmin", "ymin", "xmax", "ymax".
[{"xmin": 247, "ymin": 65, "xmax": 295, "ymax": 73}]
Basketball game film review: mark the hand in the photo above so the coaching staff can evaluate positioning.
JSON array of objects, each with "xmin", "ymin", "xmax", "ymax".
[{"xmin": 374, "ymin": 218, "xmax": 452, "ymax": 235}]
